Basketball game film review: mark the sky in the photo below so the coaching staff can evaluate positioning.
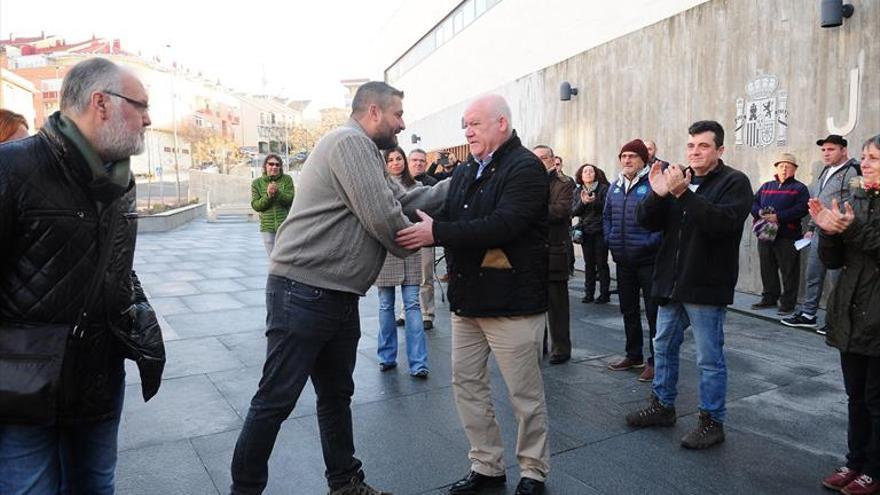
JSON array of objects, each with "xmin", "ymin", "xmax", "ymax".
[{"xmin": 0, "ymin": 0, "xmax": 406, "ymax": 111}]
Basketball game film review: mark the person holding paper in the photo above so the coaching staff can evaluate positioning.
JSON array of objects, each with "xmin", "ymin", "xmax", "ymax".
[{"xmin": 750, "ymin": 152, "xmax": 809, "ymax": 315}]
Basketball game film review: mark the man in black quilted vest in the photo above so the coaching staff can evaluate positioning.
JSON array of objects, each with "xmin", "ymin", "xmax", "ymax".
[{"xmin": 0, "ymin": 57, "xmax": 152, "ymax": 494}]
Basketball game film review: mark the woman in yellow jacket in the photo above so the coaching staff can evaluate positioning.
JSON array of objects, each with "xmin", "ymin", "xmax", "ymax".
[{"xmin": 251, "ymin": 154, "xmax": 294, "ymax": 254}]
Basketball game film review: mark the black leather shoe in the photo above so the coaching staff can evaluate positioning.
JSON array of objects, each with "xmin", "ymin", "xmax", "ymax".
[
  {"xmin": 379, "ymin": 362, "xmax": 397, "ymax": 372},
  {"xmin": 549, "ymin": 354, "xmax": 570, "ymax": 365},
  {"xmin": 395, "ymin": 318, "xmax": 405, "ymax": 326},
  {"xmin": 448, "ymin": 470, "xmax": 506, "ymax": 494},
  {"xmin": 515, "ymin": 477, "xmax": 545, "ymax": 495},
  {"xmin": 423, "ymin": 320, "xmax": 433, "ymax": 330}
]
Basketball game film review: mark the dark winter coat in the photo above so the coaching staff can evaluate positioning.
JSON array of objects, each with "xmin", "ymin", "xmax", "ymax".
[
  {"xmin": 548, "ymin": 169, "xmax": 575, "ymax": 281},
  {"xmin": 820, "ymin": 183, "xmax": 880, "ymax": 356},
  {"xmin": 433, "ymin": 131, "xmax": 549, "ymax": 317},
  {"xmin": 636, "ymin": 160, "xmax": 753, "ymax": 306},
  {"xmin": 572, "ymin": 183, "xmax": 608, "ymax": 236},
  {"xmin": 603, "ymin": 171, "xmax": 662, "ymax": 266},
  {"xmin": 0, "ymin": 114, "xmax": 145, "ymax": 425}
]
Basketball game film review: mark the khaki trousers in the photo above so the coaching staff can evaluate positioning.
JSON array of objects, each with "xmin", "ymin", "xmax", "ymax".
[{"xmin": 451, "ymin": 313, "xmax": 550, "ymax": 481}]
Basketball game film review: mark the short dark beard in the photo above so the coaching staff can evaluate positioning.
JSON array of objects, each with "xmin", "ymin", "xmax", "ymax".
[{"xmin": 372, "ymin": 134, "xmax": 398, "ymax": 151}]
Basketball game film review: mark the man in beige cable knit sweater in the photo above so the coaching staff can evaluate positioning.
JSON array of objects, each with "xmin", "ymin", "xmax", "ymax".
[{"xmin": 229, "ymin": 81, "xmax": 448, "ymax": 495}]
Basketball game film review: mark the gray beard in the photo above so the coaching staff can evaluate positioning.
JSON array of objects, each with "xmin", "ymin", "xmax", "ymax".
[{"xmin": 95, "ymin": 111, "xmax": 144, "ymax": 162}]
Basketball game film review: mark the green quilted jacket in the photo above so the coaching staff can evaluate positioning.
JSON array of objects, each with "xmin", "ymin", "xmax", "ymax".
[{"xmin": 251, "ymin": 173, "xmax": 295, "ymax": 233}]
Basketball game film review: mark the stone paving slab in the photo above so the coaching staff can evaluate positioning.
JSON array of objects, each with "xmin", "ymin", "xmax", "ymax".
[{"xmin": 116, "ymin": 219, "xmax": 846, "ymax": 494}]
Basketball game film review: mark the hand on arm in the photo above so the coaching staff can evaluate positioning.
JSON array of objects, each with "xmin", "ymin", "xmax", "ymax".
[{"xmin": 395, "ymin": 210, "xmax": 435, "ymax": 249}]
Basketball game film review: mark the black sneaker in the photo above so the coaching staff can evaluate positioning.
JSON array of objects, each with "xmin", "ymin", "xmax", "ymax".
[
  {"xmin": 594, "ymin": 295, "xmax": 611, "ymax": 304},
  {"xmin": 581, "ymin": 295, "xmax": 594, "ymax": 303},
  {"xmin": 780, "ymin": 313, "xmax": 818, "ymax": 329},
  {"xmin": 625, "ymin": 394, "xmax": 676, "ymax": 427},
  {"xmin": 816, "ymin": 325, "xmax": 828, "ymax": 336},
  {"xmin": 395, "ymin": 318, "xmax": 405, "ymax": 327},
  {"xmin": 328, "ymin": 476, "xmax": 392, "ymax": 495},
  {"xmin": 680, "ymin": 410, "xmax": 725, "ymax": 449}
]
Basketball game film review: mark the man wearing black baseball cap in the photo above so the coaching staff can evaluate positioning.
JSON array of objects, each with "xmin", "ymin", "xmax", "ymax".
[
  {"xmin": 782, "ymin": 134, "xmax": 860, "ymax": 334},
  {"xmin": 816, "ymin": 134, "xmax": 848, "ymax": 148}
]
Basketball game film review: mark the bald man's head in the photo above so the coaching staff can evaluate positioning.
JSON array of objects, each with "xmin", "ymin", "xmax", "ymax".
[{"xmin": 463, "ymin": 94, "xmax": 512, "ymax": 160}]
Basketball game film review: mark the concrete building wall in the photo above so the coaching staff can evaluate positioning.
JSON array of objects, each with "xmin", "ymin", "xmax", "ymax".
[
  {"xmin": 381, "ymin": 0, "xmax": 708, "ymax": 123},
  {"xmin": 402, "ymin": 0, "xmax": 879, "ymax": 294}
]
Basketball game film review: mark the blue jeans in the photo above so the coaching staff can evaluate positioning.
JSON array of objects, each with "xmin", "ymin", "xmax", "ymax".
[
  {"xmin": 377, "ymin": 285, "xmax": 428, "ymax": 374},
  {"xmin": 800, "ymin": 234, "xmax": 840, "ymax": 317},
  {"xmin": 231, "ymin": 275, "xmax": 363, "ymax": 493},
  {"xmin": 652, "ymin": 301, "xmax": 728, "ymax": 423},
  {"xmin": 0, "ymin": 389, "xmax": 124, "ymax": 495}
]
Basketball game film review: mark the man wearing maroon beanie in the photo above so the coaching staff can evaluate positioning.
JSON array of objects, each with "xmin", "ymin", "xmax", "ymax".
[
  {"xmin": 603, "ymin": 138, "xmax": 662, "ymax": 382},
  {"xmin": 619, "ymin": 139, "xmax": 650, "ymax": 165}
]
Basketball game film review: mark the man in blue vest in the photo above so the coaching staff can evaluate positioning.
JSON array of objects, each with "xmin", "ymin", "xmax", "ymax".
[{"xmin": 603, "ymin": 139, "xmax": 662, "ymax": 382}]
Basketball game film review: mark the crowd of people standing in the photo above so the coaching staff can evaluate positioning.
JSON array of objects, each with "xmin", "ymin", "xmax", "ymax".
[{"xmin": 1, "ymin": 59, "xmax": 879, "ymax": 495}]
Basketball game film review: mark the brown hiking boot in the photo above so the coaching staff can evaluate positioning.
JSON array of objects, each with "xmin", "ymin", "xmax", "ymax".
[
  {"xmin": 680, "ymin": 410, "xmax": 725, "ymax": 449},
  {"xmin": 637, "ymin": 364, "xmax": 654, "ymax": 382},
  {"xmin": 625, "ymin": 394, "xmax": 676, "ymax": 427},
  {"xmin": 608, "ymin": 357, "xmax": 645, "ymax": 371},
  {"xmin": 328, "ymin": 476, "xmax": 392, "ymax": 495}
]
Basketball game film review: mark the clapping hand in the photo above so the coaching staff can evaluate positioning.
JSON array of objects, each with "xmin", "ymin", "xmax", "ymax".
[
  {"xmin": 648, "ymin": 162, "xmax": 669, "ymax": 196},
  {"xmin": 664, "ymin": 164, "xmax": 692, "ymax": 197},
  {"xmin": 809, "ymin": 198, "xmax": 854, "ymax": 234},
  {"xmin": 267, "ymin": 182, "xmax": 278, "ymax": 197},
  {"xmin": 580, "ymin": 189, "xmax": 595, "ymax": 203}
]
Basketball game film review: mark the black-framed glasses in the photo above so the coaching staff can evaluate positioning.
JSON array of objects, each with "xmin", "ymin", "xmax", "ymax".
[{"xmin": 103, "ymin": 91, "xmax": 150, "ymax": 112}]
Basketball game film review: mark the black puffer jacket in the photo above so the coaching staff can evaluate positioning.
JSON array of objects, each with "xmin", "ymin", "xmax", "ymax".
[
  {"xmin": 0, "ymin": 115, "xmax": 140, "ymax": 425},
  {"xmin": 819, "ymin": 185, "xmax": 880, "ymax": 356},
  {"xmin": 434, "ymin": 132, "xmax": 549, "ymax": 317}
]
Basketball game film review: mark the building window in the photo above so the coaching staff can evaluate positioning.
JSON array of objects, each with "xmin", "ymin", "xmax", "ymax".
[
  {"xmin": 258, "ymin": 141, "xmax": 268, "ymax": 154},
  {"xmin": 386, "ymin": 0, "xmax": 503, "ymax": 84}
]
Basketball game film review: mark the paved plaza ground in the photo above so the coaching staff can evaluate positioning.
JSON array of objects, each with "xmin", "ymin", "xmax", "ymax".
[{"xmin": 117, "ymin": 217, "xmax": 845, "ymax": 494}]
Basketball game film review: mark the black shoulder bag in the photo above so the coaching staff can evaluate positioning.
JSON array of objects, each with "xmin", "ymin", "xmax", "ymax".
[{"xmin": 0, "ymin": 201, "xmax": 120, "ymax": 425}]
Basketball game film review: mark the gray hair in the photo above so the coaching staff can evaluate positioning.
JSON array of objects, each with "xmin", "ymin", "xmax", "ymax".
[
  {"xmin": 484, "ymin": 94, "xmax": 512, "ymax": 135},
  {"xmin": 60, "ymin": 58, "xmax": 124, "ymax": 115},
  {"xmin": 351, "ymin": 81, "xmax": 404, "ymax": 117},
  {"xmin": 533, "ymin": 144, "xmax": 554, "ymax": 157},
  {"xmin": 863, "ymin": 134, "xmax": 880, "ymax": 151}
]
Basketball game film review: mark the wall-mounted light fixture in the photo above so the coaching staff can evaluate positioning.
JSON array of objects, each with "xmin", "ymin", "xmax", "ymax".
[
  {"xmin": 411, "ymin": 134, "xmax": 421, "ymax": 144},
  {"xmin": 821, "ymin": 0, "xmax": 854, "ymax": 28},
  {"xmin": 560, "ymin": 81, "xmax": 578, "ymax": 101}
]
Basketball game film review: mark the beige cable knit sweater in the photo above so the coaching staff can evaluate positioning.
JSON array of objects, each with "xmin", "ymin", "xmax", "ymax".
[{"xmin": 269, "ymin": 119, "xmax": 449, "ymax": 295}]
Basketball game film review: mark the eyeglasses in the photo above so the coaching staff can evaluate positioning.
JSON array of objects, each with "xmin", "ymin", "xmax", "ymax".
[{"xmin": 103, "ymin": 91, "xmax": 150, "ymax": 112}]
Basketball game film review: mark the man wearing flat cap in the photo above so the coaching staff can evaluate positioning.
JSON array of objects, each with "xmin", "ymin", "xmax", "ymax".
[
  {"xmin": 750, "ymin": 153, "xmax": 810, "ymax": 315},
  {"xmin": 782, "ymin": 135, "xmax": 860, "ymax": 333}
]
